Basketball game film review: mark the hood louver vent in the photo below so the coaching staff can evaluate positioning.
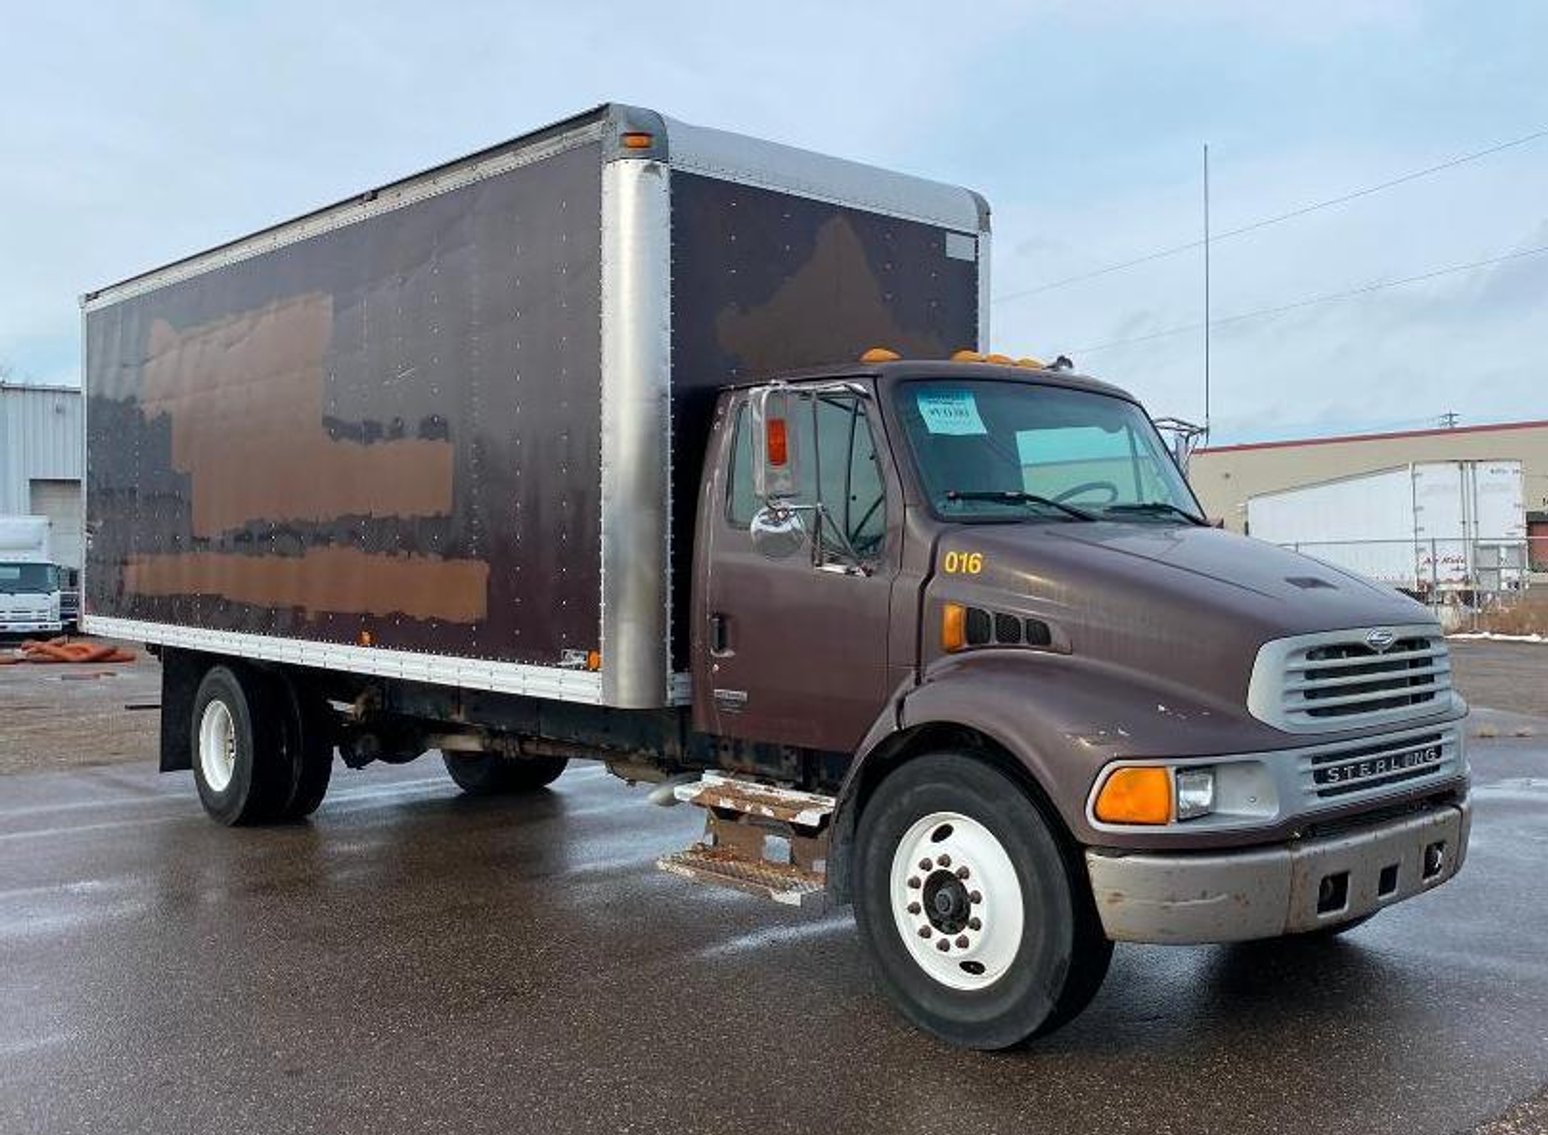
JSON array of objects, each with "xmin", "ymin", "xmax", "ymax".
[{"xmin": 960, "ymin": 606, "xmax": 1053, "ymax": 651}]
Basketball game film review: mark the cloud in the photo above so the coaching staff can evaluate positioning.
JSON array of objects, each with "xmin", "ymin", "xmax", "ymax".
[{"xmin": 2, "ymin": 0, "xmax": 1545, "ymax": 444}]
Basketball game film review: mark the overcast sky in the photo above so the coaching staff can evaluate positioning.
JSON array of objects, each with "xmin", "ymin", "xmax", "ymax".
[{"xmin": 3, "ymin": 0, "xmax": 1545, "ymax": 443}]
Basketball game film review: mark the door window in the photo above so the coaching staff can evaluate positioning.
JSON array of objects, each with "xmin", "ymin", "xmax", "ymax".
[{"xmin": 726, "ymin": 394, "xmax": 886, "ymax": 563}]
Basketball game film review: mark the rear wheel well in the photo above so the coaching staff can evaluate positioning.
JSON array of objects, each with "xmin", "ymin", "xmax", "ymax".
[
  {"xmin": 159, "ymin": 649, "xmax": 339, "ymax": 772},
  {"xmin": 830, "ymin": 722, "xmax": 1075, "ymax": 904}
]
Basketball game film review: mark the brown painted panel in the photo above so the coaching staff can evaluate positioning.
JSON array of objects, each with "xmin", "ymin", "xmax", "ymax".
[
  {"xmin": 85, "ymin": 140, "xmax": 604, "ymax": 666},
  {"xmin": 668, "ymin": 172, "xmax": 979, "ymax": 667}
]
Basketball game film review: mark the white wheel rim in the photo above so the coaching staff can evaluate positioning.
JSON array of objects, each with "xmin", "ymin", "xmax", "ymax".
[
  {"xmin": 889, "ymin": 810, "xmax": 1024, "ymax": 991},
  {"xmin": 198, "ymin": 700, "xmax": 238, "ymax": 793}
]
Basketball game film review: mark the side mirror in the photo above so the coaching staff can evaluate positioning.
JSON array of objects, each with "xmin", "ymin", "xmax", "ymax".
[
  {"xmin": 749, "ymin": 504, "xmax": 807, "ymax": 560},
  {"xmin": 749, "ymin": 385, "xmax": 797, "ymax": 501}
]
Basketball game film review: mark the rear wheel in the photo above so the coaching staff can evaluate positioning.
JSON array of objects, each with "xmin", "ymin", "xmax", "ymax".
[
  {"xmin": 442, "ymin": 752, "xmax": 568, "ymax": 795},
  {"xmin": 853, "ymin": 753, "xmax": 1112, "ymax": 1049},
  {"xmin": 191, "ymin": 666, "xmax": 290, "ymax": 825},
  {"xmin": 269, "ymin": 676, "xmax": 334, "ymax": 821}
]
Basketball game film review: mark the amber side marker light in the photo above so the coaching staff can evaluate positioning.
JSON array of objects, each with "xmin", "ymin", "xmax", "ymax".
[
  {"xmin": 1094, "ymin": 767, "xmax": 1172, "ymax": 824},
  {"xmin": 586, "ymin": 650, "xmax": 602, "ymax": 672},
  {"xmin": 766, "ymin": 416, "xmax": 789, "ymax": 468},
  {"xmin": 620, "ymin": 131, "xmax": 654, "ymax": 149},
  {"xmin": 941, "ymin": 603, "xmax": 967, "ymax": 652}
]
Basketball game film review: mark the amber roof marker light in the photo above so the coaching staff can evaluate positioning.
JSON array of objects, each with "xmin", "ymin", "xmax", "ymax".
[{"xmin": 860, "ymin": 347, "xmax": 902, "ymax": 362}]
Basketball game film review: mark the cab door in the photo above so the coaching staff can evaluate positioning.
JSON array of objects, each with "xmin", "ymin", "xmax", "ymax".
[{"xmin": 692, "ymin": 386, "xmax": 900, "ymax": 753}]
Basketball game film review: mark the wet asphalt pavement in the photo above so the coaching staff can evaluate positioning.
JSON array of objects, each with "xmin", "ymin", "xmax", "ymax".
[{"xmin": 3, "ymin": 714, "xmax": 1547, "ymax": 1135}]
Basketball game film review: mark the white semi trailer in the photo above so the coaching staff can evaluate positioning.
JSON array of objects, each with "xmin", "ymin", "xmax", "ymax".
[{"xmin": 1246, "ymin": 460, "xmax": 1528, "ymax": 595}]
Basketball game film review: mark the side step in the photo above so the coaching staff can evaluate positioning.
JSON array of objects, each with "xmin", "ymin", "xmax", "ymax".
[{"xmin": 657, "ymin": 773, "xmax": 835, "ymax": 909}]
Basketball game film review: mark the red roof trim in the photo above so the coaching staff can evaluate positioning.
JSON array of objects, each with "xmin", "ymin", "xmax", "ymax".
[{"xmin": 1197, "ymin": 419, "xmax": 1548, "ymax": 455}]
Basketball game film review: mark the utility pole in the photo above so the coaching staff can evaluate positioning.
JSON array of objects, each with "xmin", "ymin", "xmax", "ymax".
[
  {"xmin": 1438, "ymin": 411, "xmax": 1460, "ymax": 429},
  {"xmin": 1203, "ymin": 143, "xmax": 1211, "ymax": 442}
]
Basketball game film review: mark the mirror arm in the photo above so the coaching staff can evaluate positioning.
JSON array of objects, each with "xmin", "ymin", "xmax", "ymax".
[{"xmin": 810, "ymin": 502, "xmax": 871, "ymax": 576}]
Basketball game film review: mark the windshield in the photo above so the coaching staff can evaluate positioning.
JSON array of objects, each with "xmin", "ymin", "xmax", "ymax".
[
  {"xmin": 893, "ymin": 379, "xmax": 1203, "ymax": 523},
  {"xmin": 0, "ymin": 563, "xmax": 58, "ymax": 594}
]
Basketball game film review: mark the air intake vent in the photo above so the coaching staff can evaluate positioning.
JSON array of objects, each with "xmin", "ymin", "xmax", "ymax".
[{"xmin": 954, "ymin": 607, "xmax": 1056, "ymax": 652}]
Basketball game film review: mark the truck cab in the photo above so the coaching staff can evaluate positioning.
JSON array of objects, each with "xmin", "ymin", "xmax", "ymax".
[{"xmin": 685, "ymin": 355, "xmax": 1469, "ymax": 1047}]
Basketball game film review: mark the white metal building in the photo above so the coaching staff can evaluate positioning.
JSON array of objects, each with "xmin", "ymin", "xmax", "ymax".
[{"xmin": 0, "ymin": 382, "xmax": 84, "ymax": 570}]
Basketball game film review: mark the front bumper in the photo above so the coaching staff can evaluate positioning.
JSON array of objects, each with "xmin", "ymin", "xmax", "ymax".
[
  {"xmin": 1085, "ymin": 797, "xmax": 1470, "ymax": 943},
  {"xmin": 0, "ymin": 620, "xmax": 62, "ymax": 635}
]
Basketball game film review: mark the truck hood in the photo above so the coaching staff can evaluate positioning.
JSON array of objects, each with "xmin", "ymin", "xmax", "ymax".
[
  {"xmin": 929, "ymin": 520, "xmax": 1436, "ymax": 714},
  {"xmin": 1041, "ymin": 522, "xmax": 1426, "ymax": 626}
]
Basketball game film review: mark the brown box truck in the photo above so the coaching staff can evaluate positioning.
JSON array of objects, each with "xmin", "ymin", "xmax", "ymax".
[{"xmin": 82, "ymin": 104, "xmax": 1471, "ymax": 1049}]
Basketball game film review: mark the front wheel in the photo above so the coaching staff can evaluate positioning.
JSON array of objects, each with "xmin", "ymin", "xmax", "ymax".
[{"xmin": 853, "ymin": 753, "xmax": 1112, "ymax": 1049}]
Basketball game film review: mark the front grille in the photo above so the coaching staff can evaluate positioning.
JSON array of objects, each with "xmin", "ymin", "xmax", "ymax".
[
  {"xmin": 1293, "ymin": 636, "xmax": 1448, "ymax": 720},
  {"xmin": 1250, "ymin": 626, "xmax": 1453, "ymax": 733},
  {"xmin": 1296, "ymin": 726, "xmax": 1460, "ymax": 803}
]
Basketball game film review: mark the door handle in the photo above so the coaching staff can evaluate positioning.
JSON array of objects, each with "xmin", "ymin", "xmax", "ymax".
[{"xmin": 709, "ymin": 612, "xmax": 729, "ymax": 654}]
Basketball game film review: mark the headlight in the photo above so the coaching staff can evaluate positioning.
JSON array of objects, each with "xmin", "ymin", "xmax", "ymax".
[{"xmin": 1174, "ymin": 769, "xmax": 1216, "ymax": 821}]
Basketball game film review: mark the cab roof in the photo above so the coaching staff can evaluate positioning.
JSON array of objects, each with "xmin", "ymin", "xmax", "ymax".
[{"xmin": 739, "ymin": 359, "xmax": 1139, "ymax": 405}]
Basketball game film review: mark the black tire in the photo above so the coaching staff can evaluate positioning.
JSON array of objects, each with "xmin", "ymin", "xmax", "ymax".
[
  {"xmin": 853, "ymin": 752, "xmax": 1113, "ymax": 1050},
  {"xmin": 190, "ymin": 665, "xmax": 291, "ymax": 826},
  {"xmin": 268, "ymin": 675, "xmax": 334, "ymax": 821},
  {"xmin": 441, "ymin": 752, "xmax": 568, "ymax": 795}
]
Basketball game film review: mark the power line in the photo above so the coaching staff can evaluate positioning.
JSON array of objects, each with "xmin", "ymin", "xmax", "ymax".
[
  {"xmin": 1073, "ymin": 242, "xmax": 1548, "ymax": 355},
  {"xmin": 994, "ymin": 125, "xmax": 1548, "ymax": 305}
]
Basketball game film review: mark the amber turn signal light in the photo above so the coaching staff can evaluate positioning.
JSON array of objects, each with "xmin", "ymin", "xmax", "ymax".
[
  {"xmin": 941, "ymin": 603, "xmax": 967, "ymax": 652},
  {"xmin": 1094, "ymin": 767, "xmax": 1172, "ymax": 825}
]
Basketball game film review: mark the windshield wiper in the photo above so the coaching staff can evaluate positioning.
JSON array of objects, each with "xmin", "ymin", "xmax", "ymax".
[
  {"xmin": 1103, "ymin": 502, "xmax": 1209, "ymax": 526},
  {"xmin": 943, "ymin": 490, "xmax": 1095, "ymax": 521}
]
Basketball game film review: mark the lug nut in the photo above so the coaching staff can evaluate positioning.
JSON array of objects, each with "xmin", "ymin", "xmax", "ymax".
[
  {"xmin": 907, "ymin": 876, "xmax": 921, "ymax": 889},
  {"xmin": 955, "ymin": 935, "xmax": 969, "ymax": 949},
  {"xmin": 956, "ymin": 866, "xmax": 970, "ymax": 880},
  {"xmin": 919, "ymin": 858, "xmax": 933, "ymax": 871},
  {"xmin": 936, "ymin": 939, "xmax": 950, "ymax": 952},
  {"xmin": 937, "ymin": 854, "xmax": 951, "ymax": 868},
  {"xmin": 968, "ymin": 917, "xmax": 982, "ymax": 931},
  {"xmin": 969, "ymin": 891, "xmax": 982, "ymax": 904},
  {"xmin": 918, "ymin": 926, "xmax": 932, "ymax": 938},
  {"xmin": 907, "ymin": 902, "xmax": 921, "ymax": 915}
]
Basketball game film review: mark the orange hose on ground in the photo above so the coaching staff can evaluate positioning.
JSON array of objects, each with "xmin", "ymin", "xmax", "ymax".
[{"xmin": 4, "ymin": 639, "xmax": 137, "ymax": 664}]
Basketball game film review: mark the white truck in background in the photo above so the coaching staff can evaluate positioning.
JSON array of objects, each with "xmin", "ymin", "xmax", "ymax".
[
  {"xmin": 0, "ymin": 516, "xmax": 63, "ymax": 636},
  {"xmin": 1247, "ymin": 460, "xmax": 1529, "ymax": 596}
]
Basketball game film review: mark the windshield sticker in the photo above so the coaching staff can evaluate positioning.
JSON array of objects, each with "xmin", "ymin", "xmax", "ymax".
[{"xmin": 917, "ymin": 391, "xmax": 987, "ymax": 436}]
